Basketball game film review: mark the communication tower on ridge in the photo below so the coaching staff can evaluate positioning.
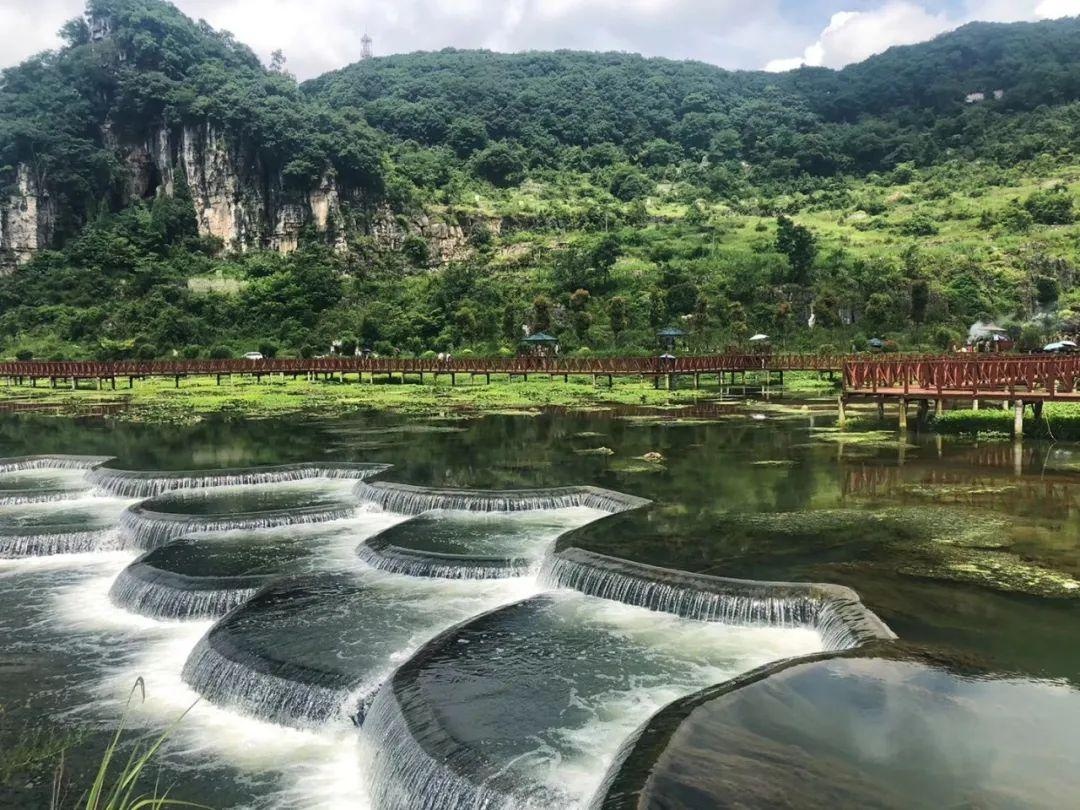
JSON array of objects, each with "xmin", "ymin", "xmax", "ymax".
[{"xmin": 361, "ymin": 34, "xmax": 373, "ymax": 60}]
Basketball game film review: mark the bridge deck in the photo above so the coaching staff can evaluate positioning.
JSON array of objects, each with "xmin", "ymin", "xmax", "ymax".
[
  {"xmin": 0, "ymin": 354, "xmax": 845, "ymax": 381},
  {"xmin": 845, "ymin": 387, "xmax": 1080, "ymax": 402}
]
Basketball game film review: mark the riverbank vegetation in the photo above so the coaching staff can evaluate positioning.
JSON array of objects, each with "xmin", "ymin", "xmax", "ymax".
[
  {"xmin": 933, "ymin": 404, "xmax": 1080, "ymax": 441},
  {"xmin": 0, "ymin": 371, "xmax": 837, "ymax": 422},
  {"xmin": 1, "ymin": 2, "xmax": 1079, "ymax": 363}
]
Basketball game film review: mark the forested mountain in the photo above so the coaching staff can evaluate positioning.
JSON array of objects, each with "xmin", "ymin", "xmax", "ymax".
[
  {"xmin": 305, "ymin": 18, "xmax": 1080, "ymax": 180},
  {"xmin": 0, "ymin": 0, "xmax": 1078, "ymax": 360}
]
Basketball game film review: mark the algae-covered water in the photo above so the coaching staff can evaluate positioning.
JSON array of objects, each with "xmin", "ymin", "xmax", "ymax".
[{"xmin": 1, "ymin": 402, "xmax": 1079, "ymax": 808}]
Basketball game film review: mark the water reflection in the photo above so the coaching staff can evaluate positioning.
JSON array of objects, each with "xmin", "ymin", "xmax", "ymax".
[
  {"xmin": 2, "ymin": 404, "xmax": 1080, "ymax": 807},
  {"xmin": 602, "ymin": 647, "xmax": 1080, "ymax": 809}
]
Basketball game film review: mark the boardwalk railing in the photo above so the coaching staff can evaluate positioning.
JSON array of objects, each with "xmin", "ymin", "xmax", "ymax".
[
  {"xmin": 844, "ymin": 356, "xmax": 1080, "ymax": 398},
  {"xmin": 0, "ymin": 354, "xmax": 850, "ymax": 381}
]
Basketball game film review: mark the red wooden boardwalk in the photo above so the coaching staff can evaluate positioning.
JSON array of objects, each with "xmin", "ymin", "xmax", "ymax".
[
  {"xmin": 843, "ymin": 356, "xmax": 1080, "ymax": 402},
  {"xmin": 0, "ymin": 353, "xmax": 846, "ymax": 382}
]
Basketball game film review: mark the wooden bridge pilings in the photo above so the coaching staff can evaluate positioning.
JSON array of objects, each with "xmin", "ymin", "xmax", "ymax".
[
  {"xmin": 0, "ymin": 353, "xmax": 846, "ymax": 390},
  {"xmin": 840, "ymin": 355, "xmax": 1080, "ymax": 437},
  {"xmin": 6, "ymin": 354, "xmax": 1080, "ymax": 440}
]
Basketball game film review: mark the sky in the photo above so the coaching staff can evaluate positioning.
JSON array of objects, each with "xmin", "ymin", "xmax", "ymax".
[{"xmin": 2, "ymin": 0, "xmax": 1080, "ymax": 80}]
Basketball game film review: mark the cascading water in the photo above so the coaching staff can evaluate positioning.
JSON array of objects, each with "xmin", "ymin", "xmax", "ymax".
[
  {"xmin": 0, "ymin": 454, "xmax": 114, "ymax": 473},
  {"xmin": 0, "ymin": 527, "xmax": 115, "ymax": 558},
  {"xmin": 356, "ymin": 508, "xmax": 608, "ymax": 580},
  {"xmin": 0, "ymin": 451, "xmax": 898, "ymax": 810},
  {"xmin": 0, "ymin": 489, "xmax": 87, "ymax": 506},
  {"xmin": 540, "ymin": 547, "xmax": 895, "ymax": 650},
  {"xmin": 110, "ymin": 519, "xmax": 403, "ymax": 620},
  {"xmin": 354, "ymin": 481, "xmax": 649, "ymax": 515},
  {"xmin": 180, "ymin": 571, "xmax": 540, "ymax": 729},
  {"xmin": 118, "ymin": 502, "xmax": 362, "ymax": 551},
  {"xmin": 117, "ymin": 476, "xmax": 370, "ymax": 550},
  {"xmin": 361, "ymin": 592, "xmax": 830, "ymax": 810},
  {"xmin": 0, "ymin": 495, "xmax": 136, "ymax": 559},
  {"xmin": 89, "ymin": 462, "xmax": 390, "ymax": 498},
  {"xmin": 109, "ymin": 558, "xmax": 262, "ymax": 620}
]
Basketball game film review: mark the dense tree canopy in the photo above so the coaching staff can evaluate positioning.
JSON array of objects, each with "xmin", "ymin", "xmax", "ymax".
[{"xmin": 1, "ymin": 0, "xmax": 1079, "ymax": 360}]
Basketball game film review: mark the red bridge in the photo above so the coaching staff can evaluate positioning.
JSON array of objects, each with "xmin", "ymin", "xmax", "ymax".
[
  {"xmin": 843, "ymin": 356, "xmax": 1080, "ymax": 401},
  {"xmin": 0, "ymin": 353, "xmax": 846, "ymax": 387},
  {"xmin": 841, "ymin": 355, "xmax": 1080, "ymax": 434}
]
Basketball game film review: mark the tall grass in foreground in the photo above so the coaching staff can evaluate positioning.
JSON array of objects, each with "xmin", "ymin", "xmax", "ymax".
[{"xmin": 77, "ymin": 677, "xmax": 206, "ymax": 810}]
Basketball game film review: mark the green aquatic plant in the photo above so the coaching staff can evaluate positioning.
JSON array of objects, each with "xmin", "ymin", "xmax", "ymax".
[
  {"xmin": 81, "ymin": 679, "xmax": 204, "ymax": 810},
  {"xmin": 900, "ymin": 546, "xmax": 1080, "ymax": 599},
  {"xmin": 0, "ymin": 705, "xmax": 84, "ymax": 790}
]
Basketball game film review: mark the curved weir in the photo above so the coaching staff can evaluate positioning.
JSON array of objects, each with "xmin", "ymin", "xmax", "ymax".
[
  {"xmin": 354, "ymin": 481, "xmax": 649, "ymax": 515},
  {"xmin": 182, "ymin": 572, "xmax": 535, "ymax": 728},
  {"xmin": 109, "ymin": 518, "xmax": 401, "ymax": 620},
  {"xmin": 118, "ymin": 481, "xmax": 366, "ymax": 550},
  {"xmin": 590, "ymin": 646, "xmax": 1080, "ymax": 809},
  {"xmin": 0, "ymin": 454, "xmax": 113, "ymax": 473},
  {"xmin": 362, "ymin": 592, "xmax": 828, "ymax": 810},
  {"xmin": 0, "ymin": 488, "xmax": 89, "ymax": 506},
  {"xmin": 540, "ymin": 547, "xmax": 895, "ymax": 650},
  {"xmin": 357, "ymin": 508, "xmax": 608, "ymax": 580},
  {"xmin": 0, "ymin": 498, "xmax": 133, "ymax": 558},
  {"xmin": 88, "ymin": 462, "xmax": 390, "ymax": 498},
  {"xmin": 0, "ymin": 526, "xmax": 115, "ymax": 558}
]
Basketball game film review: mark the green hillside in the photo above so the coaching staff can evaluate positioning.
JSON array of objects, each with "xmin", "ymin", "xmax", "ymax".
[{"xmin": 0, "ymin": 0, "xmax": 1078, "ymax": 360}]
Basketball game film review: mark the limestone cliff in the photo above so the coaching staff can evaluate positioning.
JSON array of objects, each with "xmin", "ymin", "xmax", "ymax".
[
  {"xmin": 110, "ymin": 121, "xmax": 352, "ymax": 254},
  {"xmin": 1, "ymin": 120, "xmax": 498, "ymax": 271},
  {"xmin": 0, "ymin": 165, "xmax": 56, "ymax": 273}
]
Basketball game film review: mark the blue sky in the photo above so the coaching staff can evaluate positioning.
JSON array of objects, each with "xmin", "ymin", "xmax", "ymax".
[{"xmin": 3, "ymin": 0, "xmax": 1080, "ymax": 79}]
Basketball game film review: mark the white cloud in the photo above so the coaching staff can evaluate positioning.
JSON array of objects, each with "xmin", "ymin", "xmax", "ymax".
[
  {"xmin": 1034, "ymin": 0, "xmax": 1080, "ymax": 17},
  {"xmin": 765, "ymin": 0, "xmax": 1080, "ymax": 73},
  {"xmin": 0, "ymin": 0, "xmax": 75, "ymax": 67},
  {"xmin": 0, "ymin": 0, "xmax": 807, "ymax": 79},
  {"xmin": 2, "ymin": 1, "xmax": 1080, "ymax": 82},
  {"xmin": 766, "ymin": 3, "xmax": 957, "ymax": 71}
]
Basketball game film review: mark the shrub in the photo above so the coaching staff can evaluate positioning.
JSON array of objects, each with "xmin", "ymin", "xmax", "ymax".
[
  {"xmin": 258, "ymin": 341, "xmax": 278, "ymax": 359},
  {"xmin": 134, "ymin": 342, "xmax": 158, "ymax": 360},
  {"xmin": 208, "ymin": 345, "xmax": 232, "ymax": 359},
  {"xmin": 14, "ymin": 349, "xmax": 33, "ymax": 361},
  {"xmin": 402, "ymin": 235, "xmax": 430, "ymax": 266},
  {"xmin": 337, "ymin": 336, "xmax": 358, "ymax": 357},
  {"xmin": 299, "ymin": 345, "xmax": 317, "ymax": 359},
  {"xmin": 181, "ymin": 345, "xmax": 201, "ymax": 359},
  {"xmin": 1024, "ymin": 187, "xmax": 1075, "ymax": 225},
  {"xmin": 898, "ymin": 213, "xmax": 938, "ymax": 236}
]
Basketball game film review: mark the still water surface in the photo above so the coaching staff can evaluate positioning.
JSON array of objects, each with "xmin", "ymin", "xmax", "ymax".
[{"xmin": 1, "ymin": 402, "xmax": 1078, "ymax": 808}]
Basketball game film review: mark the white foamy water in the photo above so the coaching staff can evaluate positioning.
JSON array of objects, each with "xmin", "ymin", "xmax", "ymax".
[
  {"xmin": 50, "ymin": 559, "xmax": 375, "ymax": 810},
  {"xmin": 0, "ymin": 458, "xmax": 878, "ymax": 810}
]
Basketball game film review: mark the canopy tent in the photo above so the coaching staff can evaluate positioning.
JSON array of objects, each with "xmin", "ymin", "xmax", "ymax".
[
  {"xmin": 748, "ymin": 334, "xmax": 769, "ymax": 342},
  {"xmin": 657, "ymin": 326, "xmax": 688, "ymax": 351},
  {"xmin": 521, "ymin": 332, "xmax": 559, "ymax": 356},
  {"xmin": 1044, "ymin": 340, "xmax": 1078, "ymax": 353},
  {"xmin": 521, "ymin": 332, "xmax": 558, "ymax": 344}
]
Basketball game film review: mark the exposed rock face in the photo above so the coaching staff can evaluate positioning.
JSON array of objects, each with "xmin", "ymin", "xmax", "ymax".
[
  {"xmin": 371, "ymin": 208, "xmax": 502, "ymax": 265},
  {"xmin": 116, "ymin": 122, "xmax": 337, "ymax": 254},
  {"xmin": 0, "ymin": 165, "xmax": 56, "ymax": 273},
  {"xmin": 3, "ymin": 119, "xmax": 501, "ymax": 270}
]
